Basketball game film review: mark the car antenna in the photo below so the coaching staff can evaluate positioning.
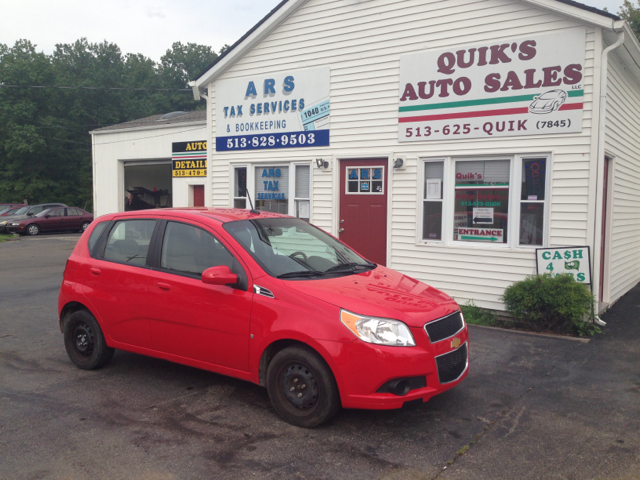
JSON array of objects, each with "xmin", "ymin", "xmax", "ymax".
[{"xmin": 245, "ymin": 189, "xmax": 260, "ymax": 215}]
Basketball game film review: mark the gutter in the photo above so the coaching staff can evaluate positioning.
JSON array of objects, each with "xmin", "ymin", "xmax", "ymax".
[{"xmin": 593, "ymin": 22, "xmax": 625, "ymax": 324}]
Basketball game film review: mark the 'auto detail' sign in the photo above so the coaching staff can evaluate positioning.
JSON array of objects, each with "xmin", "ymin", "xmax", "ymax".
[
  {"xmin": 398, "ymin": 29, "xmax": 586, "ymax": 141},
  {"xmin": 216, "ymin": 67, "xmax": 330, "ymax": 151},
  {"xmin": 172, "ymin": 141, "xmax": 207, "ymax": 177}
]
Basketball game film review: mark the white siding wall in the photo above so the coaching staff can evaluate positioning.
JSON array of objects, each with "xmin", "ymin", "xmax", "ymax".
[
  {"xmin": 208, "ymin": 0, "xmax": 598, "ymax": 310},
  {"xmin": 92, "ymin": 124, "xmax": 206, "ymax": 218},
  {"xmin": 604, "ymin": 51, "xmax": 640, "ymax": 303}
]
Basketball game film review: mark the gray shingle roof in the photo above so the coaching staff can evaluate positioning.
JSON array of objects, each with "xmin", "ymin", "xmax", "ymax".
[{"xmin": 91, "ymin": 110, "xmax": 206, "ymax": 133}]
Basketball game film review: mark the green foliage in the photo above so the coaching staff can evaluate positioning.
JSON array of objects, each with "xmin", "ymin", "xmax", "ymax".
[
  {"xmin": 460, "ymin": 300, "xmax": 499, "ymax": 327},
  {"xmin": 0, "ymin": 38, "xmax": 220, "ymax": 210},
  {"xmin": 501, "ymin": 274, "xmax": 599, "ymax": 336},
  {"xmin": 619, "ymin": 1, "xmax": 640, "ymax": 41}
]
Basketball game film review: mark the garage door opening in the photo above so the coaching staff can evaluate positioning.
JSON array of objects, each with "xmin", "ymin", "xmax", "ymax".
[{"xmin": 124, "ymin": 163, "xmax": 172, "ymax": 211}]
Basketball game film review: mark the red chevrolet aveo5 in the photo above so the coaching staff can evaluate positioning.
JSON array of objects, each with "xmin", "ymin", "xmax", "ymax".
[{"xmin": 59, "ymin": 209, "xmax": 468, "ymax": 427}]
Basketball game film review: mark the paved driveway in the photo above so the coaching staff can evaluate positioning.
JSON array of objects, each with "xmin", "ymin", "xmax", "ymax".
[{"xmin": 0, "ymin": 235, "xmax": 638, "ymax": 479}]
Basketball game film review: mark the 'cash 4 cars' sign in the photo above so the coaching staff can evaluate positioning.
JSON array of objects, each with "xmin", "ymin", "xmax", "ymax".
[
  {"xmin": 399, "ymin": 29, "xmax": 586, "ymax": 141},
  {"xmin": 216, "ymin": 67, "xmax": 330, "ymax": 151},
  {"xmin": 536, "ymin": 246, "xmax": 591, "ymax": 284}
]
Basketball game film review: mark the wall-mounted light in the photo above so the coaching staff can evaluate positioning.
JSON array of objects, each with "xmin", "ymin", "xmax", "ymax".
[
  {"xmin": 316, "ymin": 158, "xmax": 329, "ymax": 169},
  {"xmin": 393, "ymin": 158, "xmax": 404, "ymax": 169}
]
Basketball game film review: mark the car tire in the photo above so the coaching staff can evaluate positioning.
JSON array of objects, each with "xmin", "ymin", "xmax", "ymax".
[
  {"xmin": 80, "ymin": 221, "xmax": 91, "ymax": 233},
  {"xmin": 26, "ymin": 224, "xmax": 40, "ymax": 236},
  {"xmin": 63, "ymin": 310, "xmax": 114, "ymax": 370},
  {"xmin": 266, "ymin": 345, "xmax": 340, "ymax": 428}
]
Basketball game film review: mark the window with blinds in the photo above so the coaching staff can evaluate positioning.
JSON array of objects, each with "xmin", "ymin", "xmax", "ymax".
[
  {"xmin": 295, "ymin": 165, "xmax": 310, "ymax": 221},
  {"xmin": 423, "ymin": 161, "xmax": 444, "ymax": 241}
]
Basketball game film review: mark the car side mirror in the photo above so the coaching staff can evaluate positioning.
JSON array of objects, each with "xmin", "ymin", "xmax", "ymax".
[
  {"xmin": 202, "ymin": 265, "xmax": 238, "ymax": 286},
  {"xmin": 27, "ymin": 212, "xmax": 33, "ymax": 216}
]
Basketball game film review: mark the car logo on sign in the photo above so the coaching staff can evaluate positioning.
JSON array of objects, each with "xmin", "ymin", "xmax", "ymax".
[{"xmin": 451, "ymin": 337, "xmax": 461, "ymax": 349}]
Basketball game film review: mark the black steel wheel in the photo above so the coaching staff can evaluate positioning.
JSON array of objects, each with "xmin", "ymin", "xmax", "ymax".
[
  {"xmin": 27, "ymin": 224, "xmax": 40, "ymax": 236},
  {"xmin": 80, "ymin": 221, "xmax": 91, "ymax": 232},
  {"xmin": 63, "ymin": 310, "xmax": 114, "ymax": 370},
  {"xmin": 266, "ymin": 345, "xmax": 340, "ymax": 428}
]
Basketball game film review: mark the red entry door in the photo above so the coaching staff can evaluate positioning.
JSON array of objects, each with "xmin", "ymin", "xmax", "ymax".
[
  {"xmin": 339, "ymin": 159, "xmax": 388, "ymax": 266},
  {"xmin": 193, "ymin": 185, "xmax": 205, "ymax": 207}
]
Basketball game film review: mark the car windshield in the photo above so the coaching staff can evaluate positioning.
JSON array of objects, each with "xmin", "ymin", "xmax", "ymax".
[
  {"xmin": 13, "ymin": 206, "xmax": 29, "ymax": 215},
  {"xmin": 0, "ymin": 207, "xmax": 12, "ymax": 215},
  {"xmin": 224, "ymin": 217, "xmax": 375, "ymax": 279}
]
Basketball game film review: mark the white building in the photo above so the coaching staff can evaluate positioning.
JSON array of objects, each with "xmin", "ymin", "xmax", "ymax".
[
  {"xmin": 93, "ymin": 0, "xmax": 640, "ymax": 312},
  {"xmin": 91, "ymin": 111, "xmax": 207, "ymax": 217}
]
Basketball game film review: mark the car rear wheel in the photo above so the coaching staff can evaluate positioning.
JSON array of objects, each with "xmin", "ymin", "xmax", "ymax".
[
  {"xmin": 27, "ymin": 224, "xmax": 40, "ymax": 236},
  {"xmin": 64, "ymin": 310, "xmax": 114, "ymax": 370},
  {"xmin": 266, "ymin": 345, "xmax": 340, "ymax": 428},
  {"xmin": 80, "ymin": 221, "xmax": 91, "ymax": 233}
]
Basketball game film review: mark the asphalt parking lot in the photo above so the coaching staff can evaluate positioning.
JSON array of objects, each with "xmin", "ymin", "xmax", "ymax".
[{"xmin": 1, "ymin": 234, "xmax": 639, "ymax": 480}]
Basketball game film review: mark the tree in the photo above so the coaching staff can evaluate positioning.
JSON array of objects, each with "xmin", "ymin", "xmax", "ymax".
[{"xmin": 619, "ymin": 0, "xmax": 640, "ymax": 40}]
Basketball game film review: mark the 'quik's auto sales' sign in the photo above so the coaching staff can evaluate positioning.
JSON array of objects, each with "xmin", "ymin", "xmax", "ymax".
[{"xmin": 398, "ymin": 29, "xmax": 586, "ymax": 141}]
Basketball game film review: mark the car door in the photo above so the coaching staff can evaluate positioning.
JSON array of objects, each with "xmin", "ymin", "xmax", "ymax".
[
  {"xmin": 41, "ymin": 208, "xmax": 66, "ymax": 231},
  {"xmin": 65, "ymin": 208, "xmax": 83, "ymax": 230},
  {"xmin": 145, "ymin": 220, "xmax": 253, "ymax": 372},
  {"xmin": 80, "ymin": 218, "xmax": 157, "ymax": 348}
]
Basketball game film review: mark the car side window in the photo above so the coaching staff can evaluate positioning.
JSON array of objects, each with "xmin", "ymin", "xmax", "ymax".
[
  {"xmin": 29, "ymin": 206, "xmax": 44, "ymax": 215},
  {"xmin": 48, "ymin": 208, "xmax": 65, "ymax": 217},
  {"xmin": 103, "ymin": 220, "xmax": 156, "ymax": 267},
  {"xmin": 67, "ymin": 208, "xmax": 82, "ymax": 216},
  {"xmin": 161, "ymin": 221, "xmax": 237, "ymax": 277},
  {"xmin": 88, "ymin": 221, "xmax": 109, "ymax": 255}
]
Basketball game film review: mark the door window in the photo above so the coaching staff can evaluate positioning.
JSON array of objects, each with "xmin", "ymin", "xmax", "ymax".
[
  {"xmin": 103, "ymin": 220, "xmax": 156, "ymax": 266},
  {"xmin": 67, "ymin": 208, "xmax": 82, "ymax": 216},
  {"xmin": 346, "ymin": 167, "xmax": 384, "ymax": 194},
  {"xmin": 160, "ymin": 221, "xmax": 236, "ymax": 277},
  {"xmin": 47, "ymin": 208, "xmax": 65, "ymax": 217}
]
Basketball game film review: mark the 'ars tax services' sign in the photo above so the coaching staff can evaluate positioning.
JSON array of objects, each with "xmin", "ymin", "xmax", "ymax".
[
  {"xmin": 398, "ymin": 29, "xmax": 586, "ymax": 141},
  {"xmin": 216, "ymin": 67, "xmax": 330, "ymax": 152}
]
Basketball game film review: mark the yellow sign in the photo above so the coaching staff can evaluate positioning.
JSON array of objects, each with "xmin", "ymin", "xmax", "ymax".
[{"xmin": 173, "ymin": 169, "xmax": 207, "ymax": 177}]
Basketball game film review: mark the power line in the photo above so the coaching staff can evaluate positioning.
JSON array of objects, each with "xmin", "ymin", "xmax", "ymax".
[{"xmin": 0, "ymin": 84, "xmax": 192, "ymax": 92}]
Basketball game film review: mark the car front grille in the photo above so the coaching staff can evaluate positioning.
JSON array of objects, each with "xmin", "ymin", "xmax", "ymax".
[
  {"xmin": 424, "ymin": 311, "xmax": 464, "ymax": 343},
  {"xmin": 435, "ymin": 343, "xmax": 468, "ymax": 384}
]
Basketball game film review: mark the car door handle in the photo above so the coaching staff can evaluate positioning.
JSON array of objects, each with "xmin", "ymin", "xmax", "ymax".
[
  {"xmin": 90, "ymin": 268, "xmax": 101, "ymax": 276},
  {"xmin": 157, "ymin": 282, "xmax": 171, "ymax": 291}
]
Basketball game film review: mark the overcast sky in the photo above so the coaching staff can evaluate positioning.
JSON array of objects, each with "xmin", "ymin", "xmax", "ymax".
[{"xmin": 0, "ymin": 0, "xmax": 627, "ymax": 63}]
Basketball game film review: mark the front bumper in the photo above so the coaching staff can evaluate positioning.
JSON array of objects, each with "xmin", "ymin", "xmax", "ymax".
[
  {"xmin": 6, "ymin": 225, "xmax": 25, "ymax": 233},
  {"xmin": 319, "ymin": 323, "xmax": 469, "ymax": 410}
]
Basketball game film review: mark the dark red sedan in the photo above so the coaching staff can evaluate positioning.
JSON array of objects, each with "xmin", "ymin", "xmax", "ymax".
[
  {"xmin": 8, "ymin": 207, "xmax": 93, "ymax": 236},
  {"xmin": 58, "ymin": 208, "xmax": 468, "ymax": 427}
]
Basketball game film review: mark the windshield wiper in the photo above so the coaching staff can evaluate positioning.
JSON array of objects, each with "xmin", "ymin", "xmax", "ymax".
[
  {"xmin": 324, "ymin": 262, "xmax": 376, "ymax": 274},
  {"xmin": 277, "ymin": 270, "xmax": 325, "ymax": 279}
]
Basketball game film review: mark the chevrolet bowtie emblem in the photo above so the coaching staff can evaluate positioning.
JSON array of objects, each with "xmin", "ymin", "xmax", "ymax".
[{"xmin": 451, "ymin": 337, "xmax": 461, "ymax": 349}]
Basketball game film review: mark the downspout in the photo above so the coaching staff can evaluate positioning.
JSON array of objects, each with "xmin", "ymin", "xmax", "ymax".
[{"xmin": 593, "ymin": 25, "xmax": 624, "ymax": 325}]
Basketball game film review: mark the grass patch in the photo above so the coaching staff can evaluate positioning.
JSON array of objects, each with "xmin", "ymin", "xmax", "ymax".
[
  {"xmin": 460, "ymin": 300, "xmax": 500, "ymax": 327},
  {"xmin": 0, "ymin": 233, "xmax": 17, "ymax": 243}
]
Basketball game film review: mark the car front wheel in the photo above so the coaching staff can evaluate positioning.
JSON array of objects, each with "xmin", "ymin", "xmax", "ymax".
[
  {"xmin": 27, "ymin": 224, "xmax": 40, "ymax": 236},
  {"xmin": 266, "ymin": 345, "xmax": 340, "ymax": 428},
  {"xmin": 63, "ymin": 310, "xmax": 114, "ymax": 370}
]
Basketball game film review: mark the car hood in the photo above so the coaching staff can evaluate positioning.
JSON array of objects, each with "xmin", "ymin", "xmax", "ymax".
[
  {"xmin": 281, "ymin": 265, "xmax": 459, "ymax": 328},
  {"xmin": 0, "ymin": 214, "xmax": 29, "ymax": 223}
]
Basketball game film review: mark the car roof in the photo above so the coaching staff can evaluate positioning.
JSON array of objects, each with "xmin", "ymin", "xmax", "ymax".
[{"xmin": 111, "ymin": 208, "xmax": 292, "ymax": 223}]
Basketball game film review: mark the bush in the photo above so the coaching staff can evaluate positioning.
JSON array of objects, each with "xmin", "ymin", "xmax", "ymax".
[
  {"xmin": 501, "ymin": 274, "xmax": 599, "ymax": 335},
  {"xmin": 460, "ymin": 300, "xmax": 499, "ymax": 327}
]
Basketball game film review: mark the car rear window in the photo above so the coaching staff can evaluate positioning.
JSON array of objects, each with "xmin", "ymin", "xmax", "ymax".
[
  {"xmin": 103, "ymin": 220, "xmax": 156, "ymax": 267},
  {"xmin": 88, "ymin": 221, "xmax": 109, "ymax": 254}
]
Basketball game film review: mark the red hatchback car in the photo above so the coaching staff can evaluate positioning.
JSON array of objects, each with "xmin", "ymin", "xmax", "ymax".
[
  {"xmin": 58, "ymin": 209, "xmax": 468, "ymax": 427},
  {"xmin": 8, "ymin": 207, "xmax": 93, "ymax": 236}
]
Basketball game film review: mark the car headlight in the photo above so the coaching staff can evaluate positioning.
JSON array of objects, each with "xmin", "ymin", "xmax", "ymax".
[
  {"xmin": 0, "ymin": 221, "xmax": 6, "ymax": 225},
  {"xmin": 340, "ymin": 310, "xmax": 416, "ymax": 346},
  {"xmin": 11, "ymin": 223, "xmax": 19, "ymax": 226}
]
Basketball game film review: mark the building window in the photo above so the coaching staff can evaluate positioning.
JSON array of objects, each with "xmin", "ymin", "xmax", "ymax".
[
  {"xmin": 519, "ymin": 157, "xmax": 547, "ymax": 246},
  {"xmin": 233, "ymin": 167, "xmax": 247, "ymax": 208},
  {"xmin": 422, "ymin": 161, "xmax": 444, "ymax": 241},
  {"xmin": 346, "ymin": 167, "xmax": 384, "ymax": 194},
  {"xmin": 453, "ymin": 160, "xmax": 510, "ymax": 244},
  {"xmin": 295, "ymin": 165, "xmax": 310, "ymax": 221},
  {"xmin": 420, "ymin": 155, "xmax": 549, "ymax": 247},
  {"xmin": 256, "ymin": 165, "xmax": 290, "ymax": 214}
]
